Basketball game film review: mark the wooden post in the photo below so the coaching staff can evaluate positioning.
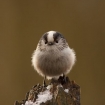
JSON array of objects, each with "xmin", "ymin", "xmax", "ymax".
[{"xmin": 14, "ymin": 76, "xmax": 80, "ymax": 105}]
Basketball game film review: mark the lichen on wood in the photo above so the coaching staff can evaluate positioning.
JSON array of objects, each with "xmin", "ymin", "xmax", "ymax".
[{"xmin": 14, "ymin": 76, "xmax": 80, "ymax": 105}]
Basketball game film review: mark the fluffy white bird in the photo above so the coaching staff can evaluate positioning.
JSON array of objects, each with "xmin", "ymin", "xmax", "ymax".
[{"xmin": 32, "ymin": 31, "xmax": 76, "ymax": 80}]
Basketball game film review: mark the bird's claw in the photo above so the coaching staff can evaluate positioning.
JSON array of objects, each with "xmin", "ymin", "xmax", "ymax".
[
  {"xmin": 58, "ymin": 74, "xmax": 67, "ymax": 85},
  {"xmin": 43, "ymin": 76, "xmax": 47, "ymax": 87}
]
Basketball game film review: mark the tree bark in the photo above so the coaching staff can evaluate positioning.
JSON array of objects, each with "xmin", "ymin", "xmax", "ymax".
[{"xmin": 14, "ymin": 76, "xmax": 81, "ymax": 105}]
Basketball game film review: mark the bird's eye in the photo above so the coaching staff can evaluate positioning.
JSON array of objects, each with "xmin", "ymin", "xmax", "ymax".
[
  {"xmin": 55, "ymin": 40, "xmax": 58, "ymax": 43},
  {"xmin": 45, "ymin": 41, "xmax": 47, "ymax": 44}
]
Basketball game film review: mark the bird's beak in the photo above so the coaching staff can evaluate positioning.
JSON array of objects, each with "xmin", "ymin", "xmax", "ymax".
[{"xmin": 48, "ymin": 42, "xmax": 54, "ymax": 45}]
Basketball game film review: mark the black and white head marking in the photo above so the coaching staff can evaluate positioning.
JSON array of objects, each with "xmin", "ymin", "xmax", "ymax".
[
  {"xmin": 42, "ymin": 33, "xmax": 48, "ymax": 44},
  {"xmin": 38, "ymin": 31, "xmax": 68, "ymax": 51},
  {"xmin": 42, "ymin": 31, "xmax": 64, "ymax": 43}
]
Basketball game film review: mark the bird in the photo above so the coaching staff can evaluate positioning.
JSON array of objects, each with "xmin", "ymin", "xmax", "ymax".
[{"xmin": 32, "ymin": 31, "xmax": 76, "ymax": 84}]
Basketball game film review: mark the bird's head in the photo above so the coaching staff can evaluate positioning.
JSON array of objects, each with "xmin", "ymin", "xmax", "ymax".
[{"xmin": 38, "ymin": 31, "xmax": 68, "ymax": 51}]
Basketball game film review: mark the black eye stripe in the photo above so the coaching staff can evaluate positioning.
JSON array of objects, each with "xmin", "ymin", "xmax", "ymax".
[
  {"xmin": 42, "ymin": 33, "xmax": 48, "ymax": 43},
  {"xmin": 53, "ymin": 32, "xmax": 64, "ymax": 41},
  {"xmin": 42, "ymin": 31, "xmax": 64, "ymax": 44}
]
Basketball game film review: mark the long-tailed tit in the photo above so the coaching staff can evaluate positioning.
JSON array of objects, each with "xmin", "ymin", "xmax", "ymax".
[{"xmin": 32, "ymin": 31, "xmax": 76, "ymax": 81}]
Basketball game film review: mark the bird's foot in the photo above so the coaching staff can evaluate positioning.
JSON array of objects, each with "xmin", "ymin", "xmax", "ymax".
[
  {"xmin": 42, "ymin": 76, "xmax": 47, "ymax": 91},
  {"xmin": 43, "ymin": 79, "xmax": 46, "ymax": 87},
  {"xmin": 58, "ymin": 74, "xmax": 68, "ymax": 85}
]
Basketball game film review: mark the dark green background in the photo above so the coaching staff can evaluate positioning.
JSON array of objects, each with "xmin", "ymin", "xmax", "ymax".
[{"xmin": 0, "ymin": 0, "xmax": 105, "ymax": 105}]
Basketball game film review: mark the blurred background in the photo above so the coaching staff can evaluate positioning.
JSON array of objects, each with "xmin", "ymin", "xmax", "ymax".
[{"xmin": 0, "ymin": 0, "xmax": 105, "ymax": 105}]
